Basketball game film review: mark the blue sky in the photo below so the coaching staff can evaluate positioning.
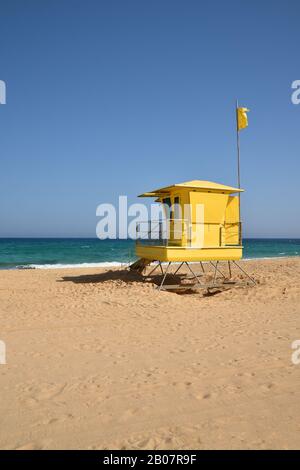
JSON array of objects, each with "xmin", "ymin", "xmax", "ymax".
[{"xmin": 0, "ymin": 0, "xmax": 299, "ymax": 237}]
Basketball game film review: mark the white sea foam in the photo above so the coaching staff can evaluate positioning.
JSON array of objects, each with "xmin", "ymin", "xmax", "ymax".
[
  {"xmin": 15, "ymin": 254, "xmax": 300, "ymax": 270},
  {"xmin": 20, "ymin": 262, "xmax": 127, "ymax": 270}
]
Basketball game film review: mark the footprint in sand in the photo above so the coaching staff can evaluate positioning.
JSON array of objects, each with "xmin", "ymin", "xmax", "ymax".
[
  {"xmin": 41, "ymin": 413, "xmax": 75, "ymax": 426},
  {"xmin": 172, "ymin": 381, "xmax": 193, "ymax": 390},
  {"xmin": 22, "ymin": 383, "xmax": 67, "ymax": 408},
  {"xmin": 261, "ymin": 382, "xmax": 275, "ymax": 391},
  {"xmin": 195, "ymin": 392, "xmax": 212, "ymax": 400},
  {"xmin": 114, "ymin": 425, "xmax": 203, "ymax": 450},
  {"xmin": 22, "ymin": 397, "xmax": 39, "ymax": 408},
  {"xmin": 31, "ymin": 383, "xmax": 67, "ymax": 402}
]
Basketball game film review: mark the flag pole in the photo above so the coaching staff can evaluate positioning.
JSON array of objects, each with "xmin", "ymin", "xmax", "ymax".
[
  {"xmin": 235, "ymin": 99, "xmax": 242, "ymax": 244},
  {"xmin": 236, "ymin": 99, "xmax": 241, "ymax": 190}
]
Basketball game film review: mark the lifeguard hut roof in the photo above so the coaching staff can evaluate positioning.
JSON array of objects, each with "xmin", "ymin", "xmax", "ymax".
[{"xmin": 138, "ymin": 180, "xmax": 244, "ymax": 198}]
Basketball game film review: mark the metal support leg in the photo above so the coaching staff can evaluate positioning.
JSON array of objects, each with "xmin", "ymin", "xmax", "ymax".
[
  {"xmin": 210, "ymin": 261, "xmax": 226, "ymax": 278},
  {"xmin": 232, "ymin": 261, "xmax": 256, "ymax": 285},
  {"xmin": 158, "ymin": 262, "xmax": 171, "ymax": 290},
  {"xmin": 147, "ymin": 261, "xmax": 161, "ymax": 278},
  {"xmin": 200, "ymin": 262, "xmax": 205, "ymax": 273},
  {"xmin": 228, "ymin": 261, "xmax": 232, "ymax": 279},
  {"xmin": 212, "ymin": 261, "xmax": 219, "ymax": 285},
  {"xmin": 185, "ymin": 262, "xmax": 202, "ymax": 285},
  {"xmin": 173, "ymin": 262, "xmax": 184, "ymax": 276},
  {"xmin": 159, "ymin": 262, "xmax": 164, "ymax": 275}
]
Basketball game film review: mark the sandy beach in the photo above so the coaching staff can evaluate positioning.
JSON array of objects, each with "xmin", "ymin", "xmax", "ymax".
[{"xmin": 0, "ymin": 257, "xmax": 299, "ymax": 450}]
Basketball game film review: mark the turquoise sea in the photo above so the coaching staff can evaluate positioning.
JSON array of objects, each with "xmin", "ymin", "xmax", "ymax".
[{"xmin": 0, "ymin": 238, "xmax": 300, "ymax": 270}]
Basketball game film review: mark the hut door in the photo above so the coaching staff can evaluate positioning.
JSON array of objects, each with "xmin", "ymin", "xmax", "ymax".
[
  {"xmin": 170, "ymin": 196, "xmax": 182, "ymax": 245},
  {"xmin": 162, "ymin": 197, "xmax": 171, "ymax": 241}
]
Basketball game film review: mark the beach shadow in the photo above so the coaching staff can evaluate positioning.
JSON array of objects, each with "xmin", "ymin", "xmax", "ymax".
[
  {"xmin": 59, "ymin": 269, "xmax": 143, "ymax": 285},
  {"xmin": 58, "ymin": 269, "xmax": 185, "ymax": 287}
]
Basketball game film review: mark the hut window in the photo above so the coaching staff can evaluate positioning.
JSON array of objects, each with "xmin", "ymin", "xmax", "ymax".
[
  {"xmin": 174, "ymin": 197, "xmax": 181, "ymax": 219},
  {"xmin": 162, "ymin": 197, "xmax": 171, "ymax": 219},
  {"xmin": 162, "ymin": 197, "xmax": 171, "ymax": 208}
]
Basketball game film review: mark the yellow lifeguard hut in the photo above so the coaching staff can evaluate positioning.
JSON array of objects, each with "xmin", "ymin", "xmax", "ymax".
[
  {"xmin": 130, "ymin": 180, "xmax": 255, "ymax": 290},
  {"xmin": 129, "ymin": 105, "xmax": 254, "ymax": 290}
]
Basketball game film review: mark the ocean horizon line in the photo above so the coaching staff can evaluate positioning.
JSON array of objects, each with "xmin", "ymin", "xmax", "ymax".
[{"xmin": 0, "ymin": 236, "xmax": 299, "ymax": 240}]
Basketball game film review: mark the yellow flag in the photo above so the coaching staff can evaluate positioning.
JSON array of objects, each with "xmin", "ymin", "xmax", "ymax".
[{"xmin": 237, "ymin": 107, "xmax": 250, "ymax": 131}]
